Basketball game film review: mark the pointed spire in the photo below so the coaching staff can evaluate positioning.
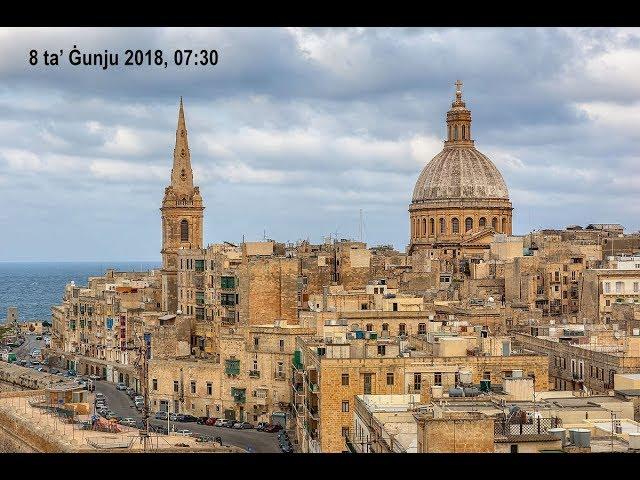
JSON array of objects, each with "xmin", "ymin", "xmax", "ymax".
[{"xmin": 170, "ymin": 97, "xmax": 194, "ymax": 192}]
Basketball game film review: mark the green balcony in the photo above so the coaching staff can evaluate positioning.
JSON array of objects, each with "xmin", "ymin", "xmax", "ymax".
[
  {"xmin": 225, "ymin": 359, "xmax": 240, "ymax": 376},
  {"xmin": 231, "ymin": 388, "xmax": 246, "ymax": 404}
]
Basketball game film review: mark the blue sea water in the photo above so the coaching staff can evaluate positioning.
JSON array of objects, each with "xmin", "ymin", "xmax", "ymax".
[{"xmin": 0, "ymin": 262, "xmax": 160, "ymax": 323}]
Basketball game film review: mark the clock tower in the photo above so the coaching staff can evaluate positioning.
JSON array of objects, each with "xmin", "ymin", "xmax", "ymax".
[{"xmin": 160, "ymin": 97, "xmax": 204, "ymax": 313}]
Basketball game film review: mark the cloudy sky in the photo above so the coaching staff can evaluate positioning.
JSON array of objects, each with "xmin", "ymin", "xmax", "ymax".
[{"xmin": 1, "ymin": 27, "xmax": 639, "ymax": 261}]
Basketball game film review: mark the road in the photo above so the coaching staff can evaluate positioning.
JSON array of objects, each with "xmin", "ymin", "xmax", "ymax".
[
  {"xmin": 94, "ymin": 381, "xmax": 282, "ymax": 453},
  {"xmin": 13, "ymin": 333, "xmax": 45, "ymax": 362}
]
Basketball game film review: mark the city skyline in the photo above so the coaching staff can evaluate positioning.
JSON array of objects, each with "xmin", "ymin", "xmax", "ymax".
[{"xmin": 2, "ymin": 27, "xmax": 640, "ymax": 261}]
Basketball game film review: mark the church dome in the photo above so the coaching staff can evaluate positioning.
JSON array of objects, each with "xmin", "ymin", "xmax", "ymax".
[
  {"xmin": 411, "ymin": 81, "xmax": 509, "ymax": 204},
  {"xmin": 412, "ymin": 146, "xmax": 509, "ymax": 202}
]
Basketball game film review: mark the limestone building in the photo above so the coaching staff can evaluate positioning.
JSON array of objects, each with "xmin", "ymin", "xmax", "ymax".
[
  {"xmin": 161, "ymin": 98, "xmax": 205, "ymax": 314},
  {"xmin": 409, "ymin": 81, "xmax": 513, "ymax": 258}
]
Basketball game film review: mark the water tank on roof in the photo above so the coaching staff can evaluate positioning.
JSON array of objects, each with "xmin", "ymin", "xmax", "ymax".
[
  {"xmin": 548, "ymin": 428, "xmax": 567, "ymax": 446},
  {"xmin": 448, "ymin": 387, "xmax": 464, "ymax": 397},
  {"xmin": 459, "ymin": 370, "xmax": 472, "ymax": 385},
  {"xmin": 569, "ymin": 428, "xmax": 591, "ymax": 448},
  {"xmin": 431, "ymin": 385, "xmax": 443, "ymax": 399},
  {"xmin": 629, "ymin": 432, "xmax": 640, "ymax": 450},
  {"xmin": 463, "ymin": 387, "xmax": 480, "ymax": 397},
  {"xmin": 511, "ymin": 369, "xmax": 523, "ymax": 379}
]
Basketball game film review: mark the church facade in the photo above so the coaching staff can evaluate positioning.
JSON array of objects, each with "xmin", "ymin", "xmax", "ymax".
[{"xmin": 409, "ymin": 81, "xmax": 513, "ymax": 259}]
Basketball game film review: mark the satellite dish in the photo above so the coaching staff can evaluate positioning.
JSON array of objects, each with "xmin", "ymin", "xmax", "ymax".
[
  {"xmin": 614, "ymin": 331, "xmax": 621, "ymax": 339},
  {"xmin": 176, "ymin": 310, "xmax": 182, "ymax": 315}
]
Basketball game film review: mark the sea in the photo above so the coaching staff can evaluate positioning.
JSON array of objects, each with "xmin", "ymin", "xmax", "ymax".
[{"xmin": 0, "ymin": 262, "xmax": 160, "ymax": 323}]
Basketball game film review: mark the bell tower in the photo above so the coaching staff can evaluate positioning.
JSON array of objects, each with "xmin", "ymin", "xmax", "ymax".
[{"xmin": 160, "ymin": 97, "xmax": 204, "ymax": 313}]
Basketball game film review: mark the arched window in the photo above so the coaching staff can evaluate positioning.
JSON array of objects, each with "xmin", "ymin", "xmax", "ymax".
[
  {"xmin": 465, "ymin": 217, "xmax": 473, "ymax": 232},
  {"xmin": 418, "ymin": 323, "xmax": 427, "ymax": 335},
  {"xmin": 180, "ymin": 219, "xmax": 189, "ymax": 241},
  {"xmin": 452, "ymin": 218, "xmax": 460, "ymax": 234},
  {"xmin": 439, "ymin": 218, "xmax": 446, "ymax": 234},
  {"xmin": 454, "ymin": 125, "xmax": 458, "ymax": 141},
  {"xmin": 429, "ymin": 218, "xmax": 435, "ymax": 236},
  {"xmin": 448, "ymin": 125, "xmax": 452, "ymax": 140},
  {"xmin": 492, "ymin": 217, "xmax": 498, "ymax": 230},
  {"xmin": 502, "ymin": 218, "xmax": 507, "ymax": 234},
  {"xmin": 366, "ymin": 323, "xmax": 373, "ymax": 332},
  {"xmin": 479, "ymin": 217, "xmax": 486, "ymax": 228},
  {"xmin": 382, "ymin": 323, "xmax": 389, "ymax": 331},
  {"xmin": 398, "ymin": 323, "xmax": 406, "ymax": 335},
  {"xmin": 462, "ymin": 125, "xmax": 466, "ymax": 140},
  {"xmin": 421, "ymin": 218, "xmax": 426, "ymax": 236}
]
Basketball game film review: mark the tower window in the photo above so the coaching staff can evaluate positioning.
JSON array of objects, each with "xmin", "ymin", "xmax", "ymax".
[
  {"xmin": 451, "ymin": 218, "xmax": 460, "ymax": 234},
  {"xmin": 492, "ymin": 217, "xmax": 498, "ymax": 230},
  {"xmin": 180, "ymin": 219, "xmax": 189, "ymax": 241},
  {"xmin": 479, "ymin": 217, "xmax": 486, "ymax": 228},
  {"xmin": 421, "ymin": 218, "xmax": 426, "ymax": 236},
  {"xmin": 462, "ymin": 125, "xmax": 466, "ymax": 140},
  {"xmin": 465, "ymin": 217, "xmax": 473, "ymax": 232},
  {"xmin": 502, "ymin": 218, "xmax": 507, "ymax": 234},
  {"xmin": 429, "ymin": 218, "xmax": 435, "ymax": 236},
  {"xmin": 439, "ymin": 218, "xmax": 445, "ymax": 234},
  {"xmin": 454, "ymin": 125, "xmax": 458, "ymax": 141}
]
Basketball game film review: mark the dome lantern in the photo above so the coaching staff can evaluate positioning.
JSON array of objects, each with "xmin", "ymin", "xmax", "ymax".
[{"xmin": 445, "ymin": 80, "xmax": 473, "ymax": 146}]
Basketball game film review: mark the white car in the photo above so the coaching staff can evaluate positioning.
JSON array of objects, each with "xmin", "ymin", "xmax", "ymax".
[
  {"xmin": 176, "ymin": 429, "xmax": 192, "ymax": 436},
  {"xmin": 214, "ymin": 418, "xmax": 225, "ymax": 427},
  {"xmin": 120, "ymin": 418, "xmax": 136, "ymax": 427}
]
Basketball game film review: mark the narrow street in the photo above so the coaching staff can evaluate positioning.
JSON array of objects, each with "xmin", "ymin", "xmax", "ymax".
[{"xmin": 95, "ymin": 381, "xmax": 282, "ymax": 453}]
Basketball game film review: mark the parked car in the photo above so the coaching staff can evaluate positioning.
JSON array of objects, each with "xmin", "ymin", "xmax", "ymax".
[
  {"xmin": 196, "ymin": 416, "xmax": 209, "ymax": 425},
  {"xmin": 120, "ymin": 418, "xmax": 136, "ymax": 427},
  {"xmin": 281, "ymin": 443, "xmax": 293, "ymax": 453},
  {"xmin": 155, "ymin": 411, "xmax": 168, "ymax": 420},
  {"xmin": 181, "ymin": 414, "xmax": 199, "ymax": 423},
  {"xmin": 256, "ymin": 422, "xmax": 269, "ymax": 431},
  {"xmin": 88, "ymin": 374, "xmax": 100, "ymax": 380},
  {"xmin": 36, "ymin": 367, "xmax": 44, "ymax": 372},
  {"xmin": 264, "ymin": 424, "xmax": 283, "ymax": 433},
  {"xmin": 116, "ymin": 382, "xmax": 127, "ymax": 391},
  {"xmin": 50, "ymin": 368, "xmax": 58, "ymax": 374},
  {"xmin": 214, "ymin": 418, "xmax": 225, "ymax": 427},
  {"xmin": 175, "ymin": 429, "xmax": 192, "ymax": 436},
  {"xmin": 169, "ymin": 412, "xmax": 179, "ymax": 421},
  {"xmin": 234, "ymin": 422, "xmax": 253, "ymax": 430},
  {"xmin": 133, "ymin": 395, "xmax": 144, "ymax": 403},
  {"xmin": 205, "ymin": 417, "xmax": 219, "ymax": 426}
]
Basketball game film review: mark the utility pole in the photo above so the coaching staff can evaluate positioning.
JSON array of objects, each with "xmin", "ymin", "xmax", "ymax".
[{"xmin": 133, "ymin": 333, "xmax": 150, "ymax": 451}]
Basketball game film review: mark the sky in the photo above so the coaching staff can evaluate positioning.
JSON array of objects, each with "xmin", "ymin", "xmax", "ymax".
[{"xmin": 1, "ymin": 27, "xmax": 639, "ymax": 262}]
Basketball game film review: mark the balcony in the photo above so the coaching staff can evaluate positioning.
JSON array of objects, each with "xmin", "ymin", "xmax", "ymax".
[
  {"xmin": 231, "ymin": 388, "xmax": 246, "ymax": 404},
  {"xmin": 254, "ymin": 389, "xmax": 268, "ymax": 406},
  {"xmin": 274, "ymin": 372, "xmax": 286, "ymax": 381},
  {"xmin": 225, "ymin": 359, "xmax": 240, "ymax": 377},
  {"xmin": 249, "ymin": 370, "xmax": 261, "ymax": 378}
]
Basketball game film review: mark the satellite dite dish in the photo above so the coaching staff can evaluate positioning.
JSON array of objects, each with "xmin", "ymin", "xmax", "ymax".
[{"xmin": 614, "ymin": 331, "xmax": 621, "ymax": 339}]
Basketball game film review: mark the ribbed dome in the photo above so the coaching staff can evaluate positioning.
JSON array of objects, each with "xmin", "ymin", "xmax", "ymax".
[{"xmin": 412, "ymin": 146, "xmax": 509, "ymax": 203}]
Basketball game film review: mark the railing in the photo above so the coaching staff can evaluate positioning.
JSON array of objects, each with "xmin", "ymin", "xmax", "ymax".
[
  {"xmin": 248, "ymin": 370, "xmax": 260, "ymax": 378},
  {"xmin": 274, "ymin": 372, "xmax": 286, "ymax": 381},
  {"xmin": 494, "ymin": 415, "xmax": 561, "ymax": 439}
]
